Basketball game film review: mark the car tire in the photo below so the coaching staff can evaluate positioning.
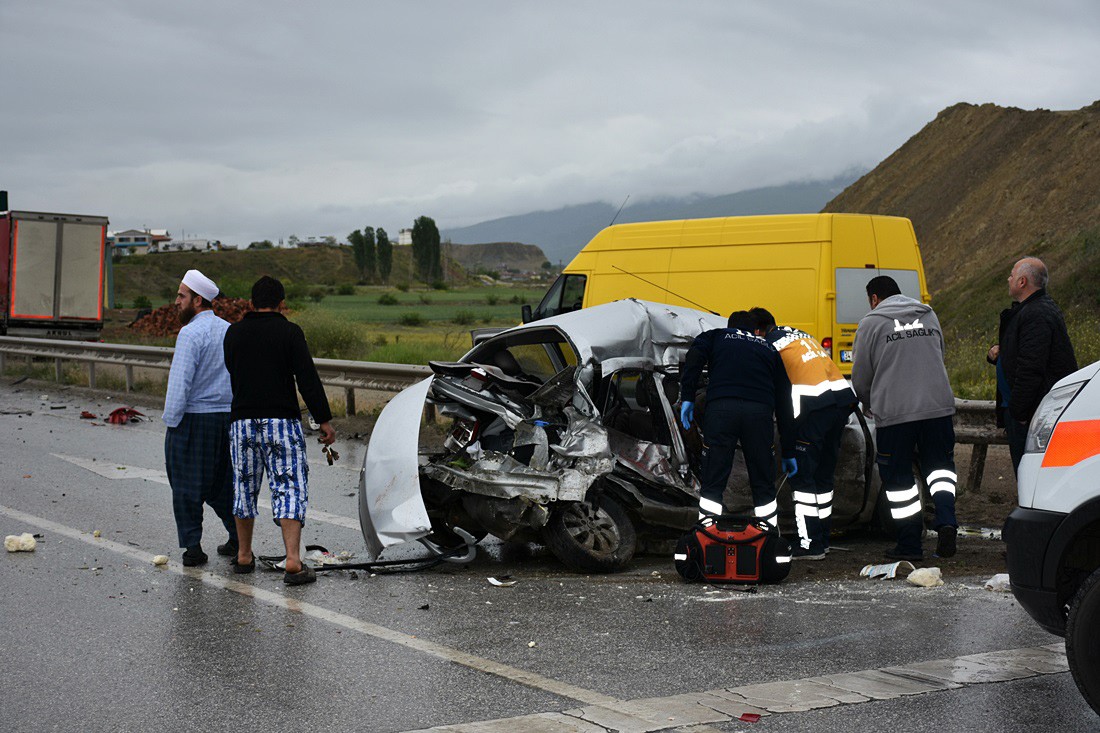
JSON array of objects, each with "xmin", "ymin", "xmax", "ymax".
[
  {"xmin": 544, "ymin": 494, "xmax": 636, "ymax": 573},
  {"xmin": 1067, "ymin": 566, "xmax": 1100, "ymax": 716}
]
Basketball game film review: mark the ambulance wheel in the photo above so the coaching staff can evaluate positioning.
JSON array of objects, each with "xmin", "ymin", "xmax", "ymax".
[
  {"xmin": 545, "ymin": 495, "xmax": 636, "ymax": 573},
  {"xmin": 1067, "ymin": 566, "xmax": 1100, "ymax": 715}
]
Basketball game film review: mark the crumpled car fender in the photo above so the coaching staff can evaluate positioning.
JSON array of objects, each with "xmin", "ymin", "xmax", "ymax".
[{"xmin": 358, "ymin": 377, "xmax": 434, "ymax": 559}]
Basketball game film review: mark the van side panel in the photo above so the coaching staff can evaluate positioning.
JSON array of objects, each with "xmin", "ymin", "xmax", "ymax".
[{"xmin": 667, "ymin": 242, "xmax": 821, "ymax": 334}]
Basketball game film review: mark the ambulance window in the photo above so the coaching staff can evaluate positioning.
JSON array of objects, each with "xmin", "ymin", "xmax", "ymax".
[{"xmin": 835, "ymin": 268, "xmax": 922, "ymax": 324}]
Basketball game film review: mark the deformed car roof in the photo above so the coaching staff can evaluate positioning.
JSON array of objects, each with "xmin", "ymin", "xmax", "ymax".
[{"xmin": 469, "ymin": 298, "xmax": 728, "ymax": 366}]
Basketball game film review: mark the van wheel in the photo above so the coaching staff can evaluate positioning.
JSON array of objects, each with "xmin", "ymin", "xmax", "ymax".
[
  {"xmin": 1067, "ymin": 566, "xmax": 1100, "ymax": 715},
  {"xmin": 544, "ymin": 495, "xmax": 636, "ymax": 573}
]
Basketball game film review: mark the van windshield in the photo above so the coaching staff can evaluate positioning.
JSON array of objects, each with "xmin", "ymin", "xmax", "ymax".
[
  {"xmin": 835, "ymin": 268, "xmax": 921, "ymax": 323},
  {"xmin": 533, "ymin": 274, "xmax": 587, "ymax": 320}
]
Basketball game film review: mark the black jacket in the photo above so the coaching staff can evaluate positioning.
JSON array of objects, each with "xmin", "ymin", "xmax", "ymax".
[
  {"xmin": 990, "ymin": 289, "xmax": 1077, "ymax": 425},
  {"xmin": 680, "ymin": 328, "xmax": 796, "ymax": 457},
  {"xmin": 223, "ymin": 311, "xmax": 333, "ymax": 424}
]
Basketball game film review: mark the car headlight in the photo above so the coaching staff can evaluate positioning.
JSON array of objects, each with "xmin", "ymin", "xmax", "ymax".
[{"xmin": 1025, "ymin": 381, "xmax": 1086, "ymax": 453}]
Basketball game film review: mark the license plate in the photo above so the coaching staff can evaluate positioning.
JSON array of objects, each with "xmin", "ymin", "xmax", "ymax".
[{"xmin": 840, "ymin": 350, "xmax": 854, "ymax": 363}]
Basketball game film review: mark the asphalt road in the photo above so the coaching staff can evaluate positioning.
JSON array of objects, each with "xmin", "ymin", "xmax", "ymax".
[{"xmin": 1, "ymin": 380, "xmax": 1096, "ymax": 732}]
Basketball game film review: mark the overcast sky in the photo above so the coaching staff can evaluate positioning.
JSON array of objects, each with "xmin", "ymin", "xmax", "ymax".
[{"xmin": 2, "ymin": 1, "xmax": 1098, "ymax": 244}]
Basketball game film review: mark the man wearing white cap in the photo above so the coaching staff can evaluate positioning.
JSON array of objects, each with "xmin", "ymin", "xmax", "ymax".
[{"xmin": 163, "ymin": 269, "xmax": 238, "ymax": 566}]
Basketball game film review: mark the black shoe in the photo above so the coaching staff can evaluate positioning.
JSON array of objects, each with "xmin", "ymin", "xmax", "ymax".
[
  {"xmin": 182, "ymin": 545, "xmax": 208, "ymax": 567},
  {"xmin": 283, "ymin": 564, "xmax": 316, "ymax": 585},
  {"xmin": 232, "ymin": 555, "xmax": 255, "ymax": 574},
  {"xmin": 217, "ymin": 539, "xmax": 239, "ymax": 557},
  {"xmin": 885, "ymin": 548, "xmax": 924, "ymax": 562},
  {"xmin": 936, "ymin": 526, "xmax": 957, "ymax": 558},
  {"xmin": 792, "ymin": 546, "xmax": 826, "ymax": 561}
]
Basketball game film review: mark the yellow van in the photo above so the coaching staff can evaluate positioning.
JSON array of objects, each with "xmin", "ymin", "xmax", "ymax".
[{"xmin": 523, "ymin": 213, "xmax": 929, "ymax": 375}]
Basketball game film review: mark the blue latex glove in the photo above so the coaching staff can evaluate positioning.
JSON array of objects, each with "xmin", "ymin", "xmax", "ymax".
[
  {"xmin": 680, "ymin": 401, "xmax": 695, "ymax": 430},
  {"xmin": 782, "ymin": 457, "xmax": 798, "ymax": 477}
]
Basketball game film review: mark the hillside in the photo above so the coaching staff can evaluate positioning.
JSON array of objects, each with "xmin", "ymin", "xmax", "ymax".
[
  {"xmin": 444, "ymin": 173, "xmax": 859, "ymax": 265},
  {"xmin": 445, "ymin": 241, "xmax": 549, "ymax": 273},
  {"xmin": 112, "ymin": 245, "xmax": 469, "ymax": 307},
  {"xmin": 824, "ymin": 100, "xmax": 1100, "ymax": 395}
]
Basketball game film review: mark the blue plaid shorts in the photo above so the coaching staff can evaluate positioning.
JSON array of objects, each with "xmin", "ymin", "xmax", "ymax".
[{"xmin": 230, "ymin": 418, "xmax": 309, "ymax": 524}]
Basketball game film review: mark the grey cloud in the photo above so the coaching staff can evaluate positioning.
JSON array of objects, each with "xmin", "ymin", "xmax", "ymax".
[{"xmin": 2, "ymin": 0, "xmax": 1098, "ymax": 243}]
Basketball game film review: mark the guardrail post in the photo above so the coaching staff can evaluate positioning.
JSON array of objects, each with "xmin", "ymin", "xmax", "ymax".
[
  {"xmin": 344, "ymin": 387, "xmax": 356, "ymax": 417},
  {"xmin": 0, "ymin": 351, "xmax": 5, "ymax": 373},
  {"xmin": 967, "ymin": 444, "xmax": 987, "ymax": 494},
  {"xmin": 125, "ymin": 365, "xmax": 134, "ymax": 392},
  {"xmin": 55, "ymin": 358, "xmax": 63, "ymax": 382},
  {"xmin": 88, "ymin": 362, "xmax": 97, "ymax": 389}
]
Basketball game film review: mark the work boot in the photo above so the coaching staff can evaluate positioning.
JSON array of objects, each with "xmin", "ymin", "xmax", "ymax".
[
  {"xmin": 182, "ymin": 545, "xmax": 208, "ymax": 567},
  {"xmin": 885, "ymin": 547, "xmax": 924, "ymax": 562},
  {"xmin": 792, "ymin": 545, "xmax": 826, "ymax": 561},
  {"xmin": 935, "ymin": 525, "xmax": 957, "ymax": 558},
  {"xmin": 217, "ymin": 538, "xmax": 239, "ymax": 557}
]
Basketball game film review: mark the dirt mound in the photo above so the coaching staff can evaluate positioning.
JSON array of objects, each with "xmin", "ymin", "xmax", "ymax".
[
  {"xmin": 129, "ymin": 297, "xmax": 253, "ymax": 337},
  {"xmin": 824, "ymin": 101, "xmax": 1100, "ymax": 292}
]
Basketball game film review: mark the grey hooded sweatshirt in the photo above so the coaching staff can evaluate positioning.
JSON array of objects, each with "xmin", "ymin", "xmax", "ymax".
[{"xmin": 851, "ymin": 294, "xmax": 955, "ymax": 428}]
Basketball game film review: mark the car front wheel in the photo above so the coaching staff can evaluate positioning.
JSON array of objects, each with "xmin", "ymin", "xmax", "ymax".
[
  {"xmin": 1067, "ymin": 565, "xmax": 1100, "ymax": 716},
  {"xmin": 544, "ymin": 494, "xmax": 636, "ymax": 573}
]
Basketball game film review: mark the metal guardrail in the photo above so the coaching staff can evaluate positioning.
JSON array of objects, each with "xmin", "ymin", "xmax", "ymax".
[
  {"xmin": 0, "ymin": 335, "xmax": 1005, "ymax": 490},
  {"xmin": 0, "ymin": 336, "xmax": 430, "ymax": 416}
]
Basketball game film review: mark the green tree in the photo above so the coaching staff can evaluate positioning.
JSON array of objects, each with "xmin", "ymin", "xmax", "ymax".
[
  {"xmin": 376, "ymin": 227, "xmax": 392, "ymax": 283},
  {"xmin": 348, "ymin": 229, "xmax": 367, "ymax": 277},
  {"xmin": 362, "ymin": 226, "xmax": 376, "ymax": 280},
  {"xmin": 411, "ymin": 216, "xmax": 441, "ymax": 282}
]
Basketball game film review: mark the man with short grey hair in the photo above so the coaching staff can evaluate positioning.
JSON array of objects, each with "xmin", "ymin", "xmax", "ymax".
[{"xmin": 987, "ymin": 256, "xmax": 1077, "ymax": 473}]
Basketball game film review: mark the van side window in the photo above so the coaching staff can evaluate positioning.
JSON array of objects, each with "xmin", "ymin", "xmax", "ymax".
[
  {"xmin": 534, "ymin": 274, "xmax": 587, "ymax": 320},
  {"xmin": 835, "ymin": 268, "xmax": 922, "ymax": 323}
]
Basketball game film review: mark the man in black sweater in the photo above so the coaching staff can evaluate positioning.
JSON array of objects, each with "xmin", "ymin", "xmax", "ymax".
[
  {"xmin": 987, "ymin": 257, "xmax": 1077, "ymax": 473},
  {"xmin": 223, "ymin": 276, "xmax": 336, "ymax": 585},
  {"xmin": 680, "ymin": 310, "xmax": 798, "ymax": 526}
]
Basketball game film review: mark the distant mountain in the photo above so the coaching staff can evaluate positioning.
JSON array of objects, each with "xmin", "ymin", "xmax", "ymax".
[{"xmin": 443, "ymin": 173, "xmax": 861, "ymax": 265}]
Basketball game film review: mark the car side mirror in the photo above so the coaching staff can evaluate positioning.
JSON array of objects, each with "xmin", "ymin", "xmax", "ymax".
[{"xmin": 521, "ymin": 304, "xmax": 533, "ymax": 323}]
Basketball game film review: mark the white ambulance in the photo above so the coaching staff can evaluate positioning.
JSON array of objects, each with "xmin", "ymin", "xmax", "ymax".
[{"xmin": 1005, "ymin": 358, "xmax": 1100, "ymax": 715}]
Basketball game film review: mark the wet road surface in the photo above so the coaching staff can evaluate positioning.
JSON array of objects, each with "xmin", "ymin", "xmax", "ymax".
[{"xmin": 1, "ymin": 381, "xmax": 1095, "ymax": 732}]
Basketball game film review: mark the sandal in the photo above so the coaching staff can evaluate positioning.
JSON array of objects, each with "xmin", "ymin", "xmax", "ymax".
[
  {"xmin": 283, "ymin": 564, "xmax": 316, "ymax": 585},
  {"xmin": 232, "ymin": 556, "xmax": 256, "ymax": 574}
]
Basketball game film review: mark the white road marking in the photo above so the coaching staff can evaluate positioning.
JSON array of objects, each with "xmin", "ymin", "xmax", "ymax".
[
  {"xmin": 0, "ymin": 503, "xmax": 617, "ymax": 706},
  {"xmin": 51, "ymin": 452, "xmax": 360, "ymax": 530}
]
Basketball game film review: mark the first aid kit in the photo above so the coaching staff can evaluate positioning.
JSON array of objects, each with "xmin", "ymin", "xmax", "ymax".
[{"xmin": 674, "ymin": 515, "xmax": 792, "ymax": 584}]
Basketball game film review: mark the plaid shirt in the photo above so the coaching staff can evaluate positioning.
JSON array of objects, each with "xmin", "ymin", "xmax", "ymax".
[{"xmin": 163, "ymin": 310, "xmax": 233, "ymax": 428}]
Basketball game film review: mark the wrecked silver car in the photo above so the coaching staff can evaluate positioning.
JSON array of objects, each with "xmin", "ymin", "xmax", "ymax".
[{"xmin": 359, "ymin": 299, "xmax": 877, "ymax": 573}]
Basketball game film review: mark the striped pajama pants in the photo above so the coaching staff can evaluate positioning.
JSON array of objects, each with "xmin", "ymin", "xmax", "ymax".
[{"xmin": 230, "ymin": 418, "xmax": 310, "ymax": 525}]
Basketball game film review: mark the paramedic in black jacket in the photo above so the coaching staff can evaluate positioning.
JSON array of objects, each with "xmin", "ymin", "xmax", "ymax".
[
  {"xmin": 987, "ymin": 257, "xmax": 1078, "ymax": 474},
  {"xmin": 680, "ymin": 310, "xmax": 798, "ymax": 526}
]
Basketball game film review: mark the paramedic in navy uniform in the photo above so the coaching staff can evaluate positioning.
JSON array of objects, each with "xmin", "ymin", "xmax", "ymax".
[{"xmin": 679, "ymin": 310, "xmax": 798, "ymax": 526}]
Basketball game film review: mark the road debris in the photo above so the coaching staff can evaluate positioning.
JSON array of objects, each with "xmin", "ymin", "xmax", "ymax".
[
  {"xmin": 152, "ymin": 555, "xmax": 169, "ymax": 566},
  {"xmin": 4, "ymin": 533, "xmax": 37, "ymax": 552},
  {"xmin": 80, "ymin": 411, "xmax": 97, "ymax": 419},
  {"xmin": 488, "ymin": 576, "xmax": 517, "ymax": 587},
  {"xmin": 860, "ymin": 561, "xmax": 916, "ymax": 580},
  {"xmin": 907, "ymin": 567, "xmax": 944, "ymax": 587},
  {"xmin": 93, "ymin": 530, "xmax": 101, "ymax": 538},
  {"xmin": 107, "ymin": 407, "xmax": 145, "ymax": 425},
  {"xmin": 984, "ymin": 573, "xmax": 1011, "ymax": 592}
]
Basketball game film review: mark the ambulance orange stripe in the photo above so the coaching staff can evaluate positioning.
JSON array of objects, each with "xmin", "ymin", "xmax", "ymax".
[{"xmin": 1042, "ymin": 420, "xmax": 1100, "ymax": 468}]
